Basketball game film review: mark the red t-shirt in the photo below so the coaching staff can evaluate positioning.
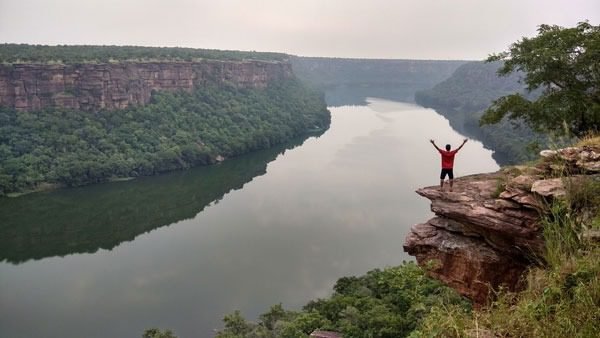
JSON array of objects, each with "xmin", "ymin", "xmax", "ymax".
[{"xmin": 438, "ymin": 149, "xmax": 458, "ymax": 169}]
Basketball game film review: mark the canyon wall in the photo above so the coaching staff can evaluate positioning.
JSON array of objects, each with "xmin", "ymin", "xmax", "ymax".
[
  {"xmin": 291, "ymin": 56, "xmax": 466, "ymax": 87},
  {"xmin": 0, "ymin": 60, "xmax": 293, "ymax": 112}
]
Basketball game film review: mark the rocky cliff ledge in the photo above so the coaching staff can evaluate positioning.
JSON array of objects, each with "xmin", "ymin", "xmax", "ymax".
[
  {"xmin": 404, "ymin": 145, "xmax": 600, "ymax": 305},
  {"xmin": 0, "ymin": 60, "xmax": 293, "ymax": 112}
]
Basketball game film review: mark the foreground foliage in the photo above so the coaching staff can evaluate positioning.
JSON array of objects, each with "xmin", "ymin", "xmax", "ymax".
[
  {"xmin": 216, "ymin": 262, "xmax": 471, "ymax": 338},
  {"xmin": 482, "ymin": 22, "xmax": 600, "ymax": 137},
  {"xmin": 0, "ymin": 79, "xmax": 329, "ymax": 195}
]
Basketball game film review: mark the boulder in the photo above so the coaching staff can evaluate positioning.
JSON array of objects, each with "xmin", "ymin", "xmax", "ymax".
[
  {"xmin": 539, "ymin": 146, "xmax": 600, "ymax": 174},
  {"xmin": 530, "ymin": 177, "xmax": 567, "ymax": 198}
]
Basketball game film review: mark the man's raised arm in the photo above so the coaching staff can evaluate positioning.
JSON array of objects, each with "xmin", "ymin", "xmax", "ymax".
[
  {"xmin": 430, "ymin": 139, "xmax": 441, "ymax": 151},
  {"xmin": 456, "ymin": 138, "xmax": 468, "ymax": 151}
]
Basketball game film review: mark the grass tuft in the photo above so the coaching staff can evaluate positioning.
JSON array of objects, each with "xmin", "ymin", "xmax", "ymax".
[{"xmin": 575, "ymin": 134, "xmax": 600, "ymax": 147}]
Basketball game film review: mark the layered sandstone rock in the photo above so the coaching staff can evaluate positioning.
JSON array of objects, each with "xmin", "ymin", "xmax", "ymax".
[
  {"xmin": 404, "ymin": 172, "xmax": 541, "ymax": 305},
  {"xmin": 539, "ymin": 146, "xmax": 600, "ymax": 174},
  {"xmin": 404, "ymin": 145, "xmax": 600, "ymax": 305},
  {"xmin": 0, "ymin": 60, "xmax": 293, "ymax": 112}
]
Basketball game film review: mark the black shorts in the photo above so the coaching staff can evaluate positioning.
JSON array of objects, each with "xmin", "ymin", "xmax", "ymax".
[{"xmin": 440, "ymin": 168, "xmax": 454, "ymax": 180}]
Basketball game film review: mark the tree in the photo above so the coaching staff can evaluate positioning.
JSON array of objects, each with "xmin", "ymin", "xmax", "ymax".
[
  {"xmin": 481, "ymin": 21, "xmax": 600, "ymax": 137},
  {"xmin": 142, "ymin": 328, "xmax": 178, "ymax": 338}
]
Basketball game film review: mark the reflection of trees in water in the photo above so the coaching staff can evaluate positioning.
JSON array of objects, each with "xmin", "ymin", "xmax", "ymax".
[
  {"xmin": 0, "ymin": 135, "xmax": 317, "ymax": 264},
  {"xmin": 324, "ymin": 84, "xmax": 432, "ymax": 107}
]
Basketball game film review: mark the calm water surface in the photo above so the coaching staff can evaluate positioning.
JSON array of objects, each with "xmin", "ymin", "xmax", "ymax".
[{"xmin": 0, "ymin": 99, "xmax": 498, "ymax": 337}]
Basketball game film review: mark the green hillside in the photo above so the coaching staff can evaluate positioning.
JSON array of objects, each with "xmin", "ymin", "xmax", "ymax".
[{"xmin": 0, "ymin": 78, "xmax": 329, "ymax": 195}]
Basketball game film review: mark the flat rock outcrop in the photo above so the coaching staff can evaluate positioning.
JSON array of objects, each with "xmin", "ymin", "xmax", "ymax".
[
  {"xmin": 404, "ymin": 145, "xmax": 600, "ymax": 305},
  {"xmin": 0, "ymin": 60, "xmax": 293, "ymax": 112}
]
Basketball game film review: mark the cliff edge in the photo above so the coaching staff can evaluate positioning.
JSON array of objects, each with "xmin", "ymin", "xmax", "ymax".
[
  {"xmin": 404, "ymin": 145, "xmax": 600, "ymax": 305},
  {"xmin": 0, "ymin": 60, "xmax": 293, "ymax": 112}
]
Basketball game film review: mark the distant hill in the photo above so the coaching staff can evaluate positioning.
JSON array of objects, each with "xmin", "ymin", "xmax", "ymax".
[
  {"xmin": 291, "ymin": 56, "xmax": 466, "ymax": 87},
  {"xmin": 415, "ymin": 61, "xmax": 546, "ymax": 164},
  {"xmin": 290, "ymin": 56, "xmax": 467, "ymax": 105}
]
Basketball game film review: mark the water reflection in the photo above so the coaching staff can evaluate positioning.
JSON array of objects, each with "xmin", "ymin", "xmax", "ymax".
[
  {"xmin": 324, "ymin": 84, "xmax": 427, "ymax": 107},
  {"xmin": 0, "ymin": 136, "xmax": 315, "ymax": 264}
]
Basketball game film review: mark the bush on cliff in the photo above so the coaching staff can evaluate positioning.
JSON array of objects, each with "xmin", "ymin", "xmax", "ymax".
[{"xmin": 0, "ymin": 79, "xmax": 330, "ymax": 195}]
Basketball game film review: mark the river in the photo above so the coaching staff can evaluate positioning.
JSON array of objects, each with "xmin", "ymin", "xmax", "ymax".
[{"xmin": 0, "ymin": 98, "xmax": 499, "ymax": 337}]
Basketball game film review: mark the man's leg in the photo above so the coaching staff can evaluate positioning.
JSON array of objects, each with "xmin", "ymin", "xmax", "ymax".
[
  {"xmin": 448, "ymin": 169, "xmax": 454, "ymax": 192},
  {"xmin": 439, "ymin": 169, "xmax": 446, "ymax": 190},
  {"xmin": 449, "ymin": 179, "xmax": 453, "ymax": 192}
]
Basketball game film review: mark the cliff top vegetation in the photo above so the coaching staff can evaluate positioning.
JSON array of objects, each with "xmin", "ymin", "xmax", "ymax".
[{"xmin": 0, "ymin": 44, "xmax": 288, "ymax": 64}]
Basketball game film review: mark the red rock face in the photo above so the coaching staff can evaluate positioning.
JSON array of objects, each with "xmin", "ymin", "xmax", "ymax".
[
  {"xmin": 404, "ymin": 172, "xmax": 544, "ymax": 306},
  {"xmin": 0, "ymin": 60, "xmax": 293, "ymax": 112},
  {"xmin": 405, "ymin": 221, "xmax": 530, "ymax": 305}
]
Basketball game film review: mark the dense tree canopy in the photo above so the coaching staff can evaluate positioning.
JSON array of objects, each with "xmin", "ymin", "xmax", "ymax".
[
  {"xmin": 0, "ymin": 44, "xmax": 287, "ymax": 64},
  {"xmin": 0, "ymin": 79, "xmax": 329, "ymax": 195},
  {"xmin": 481, "ymin": 22, "xmax": 600, "ymax": 137},
  {"xmin": 216, "ymin": 262, "xmax": 470, "ymax": 338}
]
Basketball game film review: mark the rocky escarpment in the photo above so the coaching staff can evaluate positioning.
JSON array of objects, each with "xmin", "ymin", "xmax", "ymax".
[
  {"xmin": 0, "ymin": 60, "xmax": 293, "ymax": 112},
  {"xmin": 404, "ymin": 145, "xmax": 600, "ymax": 305}
]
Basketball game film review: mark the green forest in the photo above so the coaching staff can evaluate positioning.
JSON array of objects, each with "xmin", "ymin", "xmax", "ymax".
[
  {"xmin": 0, "ymin": 44, "xmax": 287, "ymax": 64},
  {"xmin": 215, "ymin": 262, "xmax": 470, "ymax": 338},
  {"xmin": 0, "ymin": 79, "xmax": 330, "ymax": 195}
]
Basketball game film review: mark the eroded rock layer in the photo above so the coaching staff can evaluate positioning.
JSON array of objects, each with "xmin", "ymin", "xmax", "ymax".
[{"xmin": 0, "ymin": 60, "xmax": 293, "ymax": 112}]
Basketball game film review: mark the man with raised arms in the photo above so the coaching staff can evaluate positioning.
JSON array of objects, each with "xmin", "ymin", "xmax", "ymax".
[{"xmin": 429, "ymin": 139, "xmax": 468, "ymax": 191}]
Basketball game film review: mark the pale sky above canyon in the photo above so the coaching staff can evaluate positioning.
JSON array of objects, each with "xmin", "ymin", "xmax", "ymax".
[{"xmin": 1, "ymin": 0, "xmax": 598, "ymax": 60}]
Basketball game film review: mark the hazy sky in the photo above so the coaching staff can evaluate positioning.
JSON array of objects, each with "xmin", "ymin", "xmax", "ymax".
[{"xmin": 1, "ymin": 0, "xmax": 598, "ymax": 60}]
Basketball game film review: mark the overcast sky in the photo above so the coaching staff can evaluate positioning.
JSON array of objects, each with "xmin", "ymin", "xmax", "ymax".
[{"xmin": 1, "ymin": 0, "xmax": 598, "ymax": 60}]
